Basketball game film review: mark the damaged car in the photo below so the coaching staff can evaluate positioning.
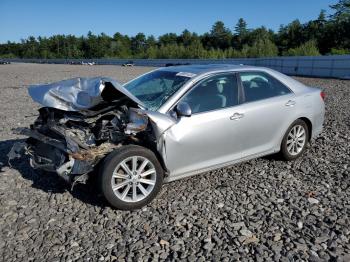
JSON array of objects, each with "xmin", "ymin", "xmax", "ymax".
[{"xmin": 10, "ymin": 64, "xmax": 325, "ymax": 210}]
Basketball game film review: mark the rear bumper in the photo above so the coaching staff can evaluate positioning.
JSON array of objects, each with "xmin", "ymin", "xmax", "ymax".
[
  {"xmin": 312, "ymin": 122, "xmax": 323, "ymax": 139},
  {"xmin": 312, "ymin": 101, "xmax": 325, "ymax": 139}
]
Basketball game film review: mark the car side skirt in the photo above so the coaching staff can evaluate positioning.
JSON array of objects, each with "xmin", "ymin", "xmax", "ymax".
[{"xmin": 164, "ymin": 148, "xmax": 278, "ymax": 183}]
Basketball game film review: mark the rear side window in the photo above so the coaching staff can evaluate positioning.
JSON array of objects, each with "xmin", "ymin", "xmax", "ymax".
[{"xmin": 240, "ymin": 72, "xmax": 291, "ymax": 103}]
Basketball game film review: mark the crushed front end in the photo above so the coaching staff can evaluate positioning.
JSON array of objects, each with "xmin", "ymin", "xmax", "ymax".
[
  {"xmin": 12, "ymin": 106, "xmax": 149, "ymax": 184},
  {"xmin": 8, "ymin": 77, "xmax": 157, "ymax": 186}
]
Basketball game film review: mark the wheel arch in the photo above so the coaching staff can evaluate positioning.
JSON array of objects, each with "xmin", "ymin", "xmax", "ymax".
[
  {"xmin": 122, "ymin": 141, "xmax": 169, "ymax": 176},
  {"xmin": 278, "ymin": 116, "xmax": 313, "ymax": 151},
  {"xmin": 147, "ymin": 146, "xmax": 169, "ymax": 176},
  {"xmin": 298, "ymin": 117, "xmax": 313, "ymax": 141}
]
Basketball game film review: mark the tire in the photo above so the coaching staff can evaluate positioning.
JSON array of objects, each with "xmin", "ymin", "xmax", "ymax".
[
  {"xmin": 99, "ymin": 145, "xmax": 164, "ymax": 210},
  {"xmin": 280, "ymin": 119, "xmax": 309, "ymax": 161}
]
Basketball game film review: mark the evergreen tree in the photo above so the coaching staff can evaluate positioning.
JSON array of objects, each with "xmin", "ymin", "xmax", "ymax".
[
  {"xmin": 1, "ymin": 1, "xmax": 349, "ymax": 59},
  {"xmin": 209, "ymin": 21, "xmax": 232, "ymax": 49},
  {"xmin": 235, "ymin": 18, "xmax": 248, "ymax": 36},
  {"xmin": 330, "ymin": 0, "xmax": 350, "ymax": 21},
  {"xmin": 233, "ymin": 18, "xmax": 249, "ymax": 50}
]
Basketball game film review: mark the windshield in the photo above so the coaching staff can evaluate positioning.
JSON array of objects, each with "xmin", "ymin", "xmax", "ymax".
[{"xmin": 123, "ymin": 70, "xmax": 190, "ymax": 111}]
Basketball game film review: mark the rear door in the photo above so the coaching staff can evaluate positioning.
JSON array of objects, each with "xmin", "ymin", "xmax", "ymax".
[{"xmin": 234, "ymin": 71, "xmax": 297, "ymax": 157}]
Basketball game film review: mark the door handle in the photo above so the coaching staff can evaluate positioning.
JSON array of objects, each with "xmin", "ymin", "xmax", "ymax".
[
  {"xmin": 230, "ymin": 112, "xmax": 244, "ymax": 120},
  {"xmin": 285, "ymin": 100, "xmax": 296, "ymax": 107}
]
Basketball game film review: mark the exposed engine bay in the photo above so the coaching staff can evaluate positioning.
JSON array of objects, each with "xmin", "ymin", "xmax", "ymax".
[{"xmin": 8, "ymin": 77, "xmax": 176, "ymax": 186}]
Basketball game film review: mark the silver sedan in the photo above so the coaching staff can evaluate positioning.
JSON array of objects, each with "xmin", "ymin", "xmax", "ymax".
[{"xmin": 17, "ymin": 64, "xmax": 325, "ymax": 210}]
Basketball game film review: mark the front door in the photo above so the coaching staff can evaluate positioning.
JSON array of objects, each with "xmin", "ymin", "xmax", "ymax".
[{"xmin": 164, "ymin": 73, "xmax": 243, "ymax": 178}]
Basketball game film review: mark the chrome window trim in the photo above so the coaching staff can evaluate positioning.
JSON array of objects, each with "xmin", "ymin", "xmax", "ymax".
[{"xmin": 237, "ymin": 70, "xmax": 295, "ymax": 105}]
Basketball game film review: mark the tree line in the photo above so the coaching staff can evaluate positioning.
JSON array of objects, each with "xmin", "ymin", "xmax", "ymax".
[{"xmin": 0, "ymin": 0, "xmax": 349, "ymax": 59}]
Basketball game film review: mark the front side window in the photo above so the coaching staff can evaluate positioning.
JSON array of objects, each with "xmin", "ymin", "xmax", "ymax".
[
  {"xmin": 179, "ymin": 73, "xmax": 239, "ymax": 114},
  {"xmin": 124, "ymin": 70, "xmax": 190, "ymax": 111},
  {"xmin": 240, "ymin": 72, "xmax": 291, "ymax": 103}
]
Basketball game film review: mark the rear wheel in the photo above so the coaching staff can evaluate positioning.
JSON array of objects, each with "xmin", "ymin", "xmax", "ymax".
[
  {"xmin": 99, "ymin": 145, "xmax": 164, "ymax": 210},
  {"xmin": 280, "ymin": 119, "xmax": 309, "ymax": 161}
]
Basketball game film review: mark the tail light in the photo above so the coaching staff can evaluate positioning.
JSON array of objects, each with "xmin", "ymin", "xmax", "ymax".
[{"xmin": 320, "ymin": 91, "xmax": 326, "ymax": 101}]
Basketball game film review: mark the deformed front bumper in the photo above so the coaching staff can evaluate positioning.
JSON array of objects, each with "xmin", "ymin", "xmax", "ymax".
[{"xmin": 9, "ymin": 127, "xmax": 116, "ymax": 184}]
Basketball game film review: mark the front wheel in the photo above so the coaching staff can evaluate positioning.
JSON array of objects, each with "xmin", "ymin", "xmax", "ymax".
[
  {"xmin": 99, "ymin": 145, "xmax": 164, "ymax": 210},
  {"xmin": 280, "ymin": 119, "xmax": 309, "ymax": 161}
]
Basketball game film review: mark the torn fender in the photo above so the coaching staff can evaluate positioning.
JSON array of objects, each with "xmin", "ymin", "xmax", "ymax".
[
  {"xmin": 144, "ymin": 111, "xmax": 177, "ymax": 139},
  {"xmin": 143, "ymin": 110, "xmax": 177, "ymax": 173},
  {"xmin": 126, "ymin": 108, "xmax": 177, "ymax": 140}
]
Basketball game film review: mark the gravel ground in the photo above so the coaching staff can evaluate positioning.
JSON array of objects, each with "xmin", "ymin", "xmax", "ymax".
[{"xmin": 0, "ymin": 63, "xmax": 349, "ymax": 261}]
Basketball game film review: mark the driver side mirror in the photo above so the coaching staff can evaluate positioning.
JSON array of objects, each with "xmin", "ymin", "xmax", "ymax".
[{"xmin": 176, "ymin": 102, "xmax": 192, "ymax": 117}]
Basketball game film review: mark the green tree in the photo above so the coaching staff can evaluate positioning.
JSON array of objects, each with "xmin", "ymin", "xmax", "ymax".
[
  {"xmin": 179, "ymin": 30, "xmax": 200, "ymax": 47},
  {"xmin": 284, "ymin": 40, "xmax": 320, "ymax": 56},
  {"xmin": 1, "ymin": 2, "xmax": 350, "ymax": 59},
  {"xmin": 235, "ymin": 18, "xmax": 248, "ymax": 36},
  {"xmin": 112, "ymin": 33, "xmax": 131, "ymax": 58},
  {"xmin": 158, "ymin": 33, "xmax": 178, "ymax": 46},
  {"xmin": 330, "ymin": 48, "xmax": 350, "ymax": 54},
  {"xmin": 276, "ymin": 20, "xmax": 305, "ymax": 54},
  {"xmin": 22, "ymin": 36, "xmax": 39, "ymax": 58},
  {"xmin": 330, "ymin": 0, "xmax": 350, "ymax": 21},
  {"xmin": 209, "ymin": 21, "xmax": 232, "ymax": 49},
  {"xmin": 145, "ymin": 45, "xmax": 157, "ymax": 58},
  {"xmin": 186, "ymin": 38, "xmax": 207, "ymax": 58},
  {"xmin": 146, "ymin": 35, "xmax": 157, "ymax": 48},
  {"xmin": 242, "ymin": 38, "xmax": 278, "ymax": 58},
  {"xmin": 232, "ymin": 18, "xmax": 249, "ymax": 49},
  {"xmin": 328, "ymin": 0, "xmax": 350, "ymax": 50},
  {"xmin": 131, "ymin": 33, "xmax": 147, "ymax": 56}
]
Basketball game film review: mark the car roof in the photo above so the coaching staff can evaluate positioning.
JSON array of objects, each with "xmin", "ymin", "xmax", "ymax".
[
  {"xmin": 158, "ymin": 63, "xmax": 309, "ymax": 95},
  {"xmin": 160, "ymin": 64, "xmax": 264, "ymax": 75}
]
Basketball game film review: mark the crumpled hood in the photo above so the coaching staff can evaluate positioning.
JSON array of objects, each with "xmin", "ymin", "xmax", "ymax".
[{"xmin": 28, "ymin": 77, "xmax": 145, "ymax": 111}]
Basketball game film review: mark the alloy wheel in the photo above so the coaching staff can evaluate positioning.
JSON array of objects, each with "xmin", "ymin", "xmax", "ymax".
[
  {"xmin": 286, "ymin": 125, "xmax": 306, "ymax": 156},
  {"xmin": 111, "ymin": 156, "xmax": 156, "ymax": 202}
]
